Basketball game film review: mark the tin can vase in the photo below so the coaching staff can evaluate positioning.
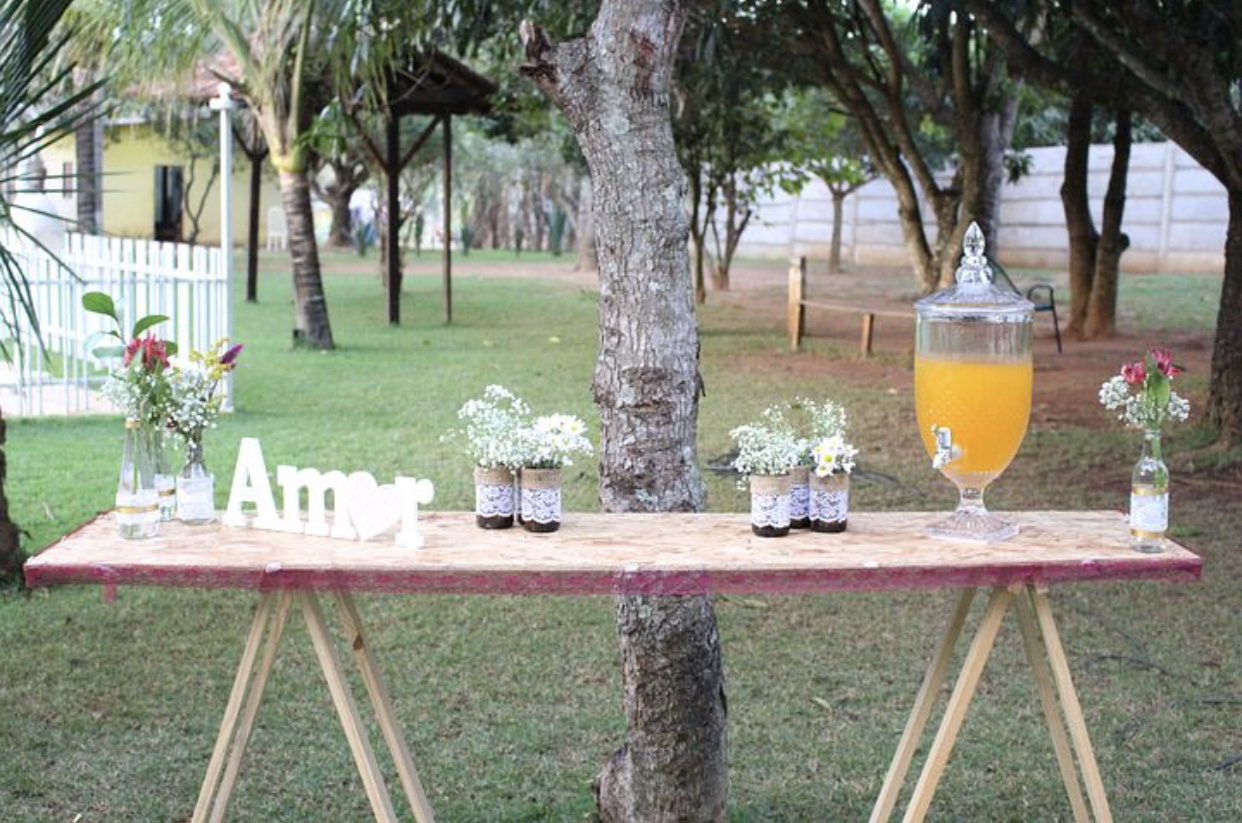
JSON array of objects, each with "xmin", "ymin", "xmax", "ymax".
[
  {"xmin": 789, "ymin": 465, "xmax": 811, "ymax": 529},
  {"xmin": 810, "ymin": 472, "xmax": 850, "ymax": 533},
  {"xmin": 474, "ymin": 466, "xmax": 516, "ymax": 529},
  {"xmin": 749, "ymin": 473, "xmax": 792, "ymax": 538},
  {"xmin": 521, "ymin": 468, "xmax": 562, "ymax": 533}
]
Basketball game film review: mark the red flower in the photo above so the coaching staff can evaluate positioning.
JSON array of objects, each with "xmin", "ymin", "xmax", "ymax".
[
  {"xmin": 1149, "ymin": 347, "xmax": 1182, "ymax": 377},
  {"xmin": 1121, "ymin": 360, "xmax": 1146, "ymax": 385},
  {"xmin": 123, "ymin": 335, "xmax": 169, "ymax": 371}
]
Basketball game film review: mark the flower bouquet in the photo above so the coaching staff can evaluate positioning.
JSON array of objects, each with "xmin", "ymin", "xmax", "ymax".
[
  {"xmin": 731, "ymin": 407, "xmax": 801, "ymax": 537},
  {"xmin": 1099, "ymin": 347, "xmax": 1190, "ymax": 552},
  {"xmin": 514, "ymin": 413, "xmax": 593, "ymax": 533},
  {"xmin": 448, "ymin": 385, "xmax": 532, "ymax": 528},
  {"xmin": 84, "ymin": 292, "xmax": 178, "ymax": 538},
  {"xmin": 165, "ymin": 340, "xmax": 244, "ymax": 524},
  {"xmin": 790, "ymin": 398, "xmax": 859, "ymax": 533}
]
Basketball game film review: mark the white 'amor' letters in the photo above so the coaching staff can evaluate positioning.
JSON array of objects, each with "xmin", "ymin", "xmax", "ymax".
[{"xmin": 223, "ymin": 438, "xmax": 433, "ymax": 545}]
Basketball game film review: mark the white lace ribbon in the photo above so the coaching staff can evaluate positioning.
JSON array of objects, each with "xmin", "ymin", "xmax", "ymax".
[
  {"xmin": 476, "ymin": 482, "xmax": 515, "ymax": 518},
  {"xmin": 750, "ymin": 492, "xmax": 790, "ymax": 529},
  {"xmin": 521, "ymin": 486, "xmax": 561, "ymax": 525}
]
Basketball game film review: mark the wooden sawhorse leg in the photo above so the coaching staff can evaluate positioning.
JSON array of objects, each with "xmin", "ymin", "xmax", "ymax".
[
  {"xmin": 192, "ymin": 590, "xmax": 436, "ymax": 823},
  {"xmin": 869, "ymin": 585, "xmax": 1115, "ymax": 823}
]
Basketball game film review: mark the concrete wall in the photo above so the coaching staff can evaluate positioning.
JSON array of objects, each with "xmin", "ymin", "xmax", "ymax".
[{"xmin": 736, "ymin": 142, "xmax": 1228, "ymax": 274}]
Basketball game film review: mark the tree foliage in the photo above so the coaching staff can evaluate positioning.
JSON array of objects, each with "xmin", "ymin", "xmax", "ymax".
[
  {"xmin": 957, "ymin": 0, "xmax": 1242, "ymax": 445},
  {"xmin": 0, "ymin": 0, "xmax": 106, "ymax": 583},
  {"xmin": 753, "ymin": 0, "xmax": 1024, "ymax": 291}
]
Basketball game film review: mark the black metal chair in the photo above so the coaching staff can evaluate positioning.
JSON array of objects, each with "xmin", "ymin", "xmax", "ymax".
[{"xmin": 990, "ymin": 258, "xmax": 1063, "ymax": 354}]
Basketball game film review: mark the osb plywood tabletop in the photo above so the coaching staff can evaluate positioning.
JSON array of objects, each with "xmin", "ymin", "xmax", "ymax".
[{"xmin": 24, "ymin": 510, "xmax": 1201, "ymax": 596}]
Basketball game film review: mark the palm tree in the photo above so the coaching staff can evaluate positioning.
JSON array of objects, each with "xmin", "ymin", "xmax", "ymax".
[{"xmin": 0, "ymin": 0, "xmax": 104, "ymax": 583}]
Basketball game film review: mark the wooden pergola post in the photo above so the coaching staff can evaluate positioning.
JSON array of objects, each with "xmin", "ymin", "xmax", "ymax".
[
  {"xmin": 385, "ymin": 112, "xmax": 402, "ymax": 326},
  {"xmin": 442, "ymin": 114, "xmax": 453, "ymax": 325}
]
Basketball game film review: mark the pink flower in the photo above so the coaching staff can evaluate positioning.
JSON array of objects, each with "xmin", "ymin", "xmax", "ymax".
[
  {"xmin": 1121, "ymin": 360, "xmax": 1146, "ymax": 385},
  {"xmin": 123, "ymin": 335, "xmax": 169, "ymax": 371},
  {"xmin": 1149, "ymin": 347, "xmax": 1182, "ymax": 377}
]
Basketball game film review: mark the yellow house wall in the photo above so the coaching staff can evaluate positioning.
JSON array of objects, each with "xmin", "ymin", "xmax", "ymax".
[{"xmin": 43, "ymin": 122, "xmax": 284, "ymax": 247}]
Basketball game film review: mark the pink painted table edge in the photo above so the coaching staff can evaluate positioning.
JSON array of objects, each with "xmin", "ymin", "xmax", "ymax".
[{"xmin": 24, "ymin": 510, "xmax": 1202, "ymax": 596}]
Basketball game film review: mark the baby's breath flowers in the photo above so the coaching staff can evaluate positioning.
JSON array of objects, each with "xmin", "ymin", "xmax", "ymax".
[
  {"xmin": 730, "ymin": 406, "xmax": 802, "ymax": 482},
  {"xmin": 448, "ymin": 385, "xmax": 533, "ymax": 469},
  {"xmin": 1099, "ymin": 347, "xmax": 1190, "ymax": 431},
  {"xmin": 165, "ymin": 340, "xmax": 243, "ymax": 448},
  {"xmin": 446, "ymin": 386, "xmax": 594, "ymax": 470}
]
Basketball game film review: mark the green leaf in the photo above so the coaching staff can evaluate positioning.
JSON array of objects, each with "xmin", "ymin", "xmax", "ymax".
[
  {"xmin": 165, "ymin": 341, "xmax": 179, "ymax": 357},
  {"xmin": 81, "ymin": 292, "xmax": 117, "ymax": 321},
  {"xmin": 131, "ymin": 315, "xmax": 169, "ymax": 339},
  {"xmin": 90, "ymin": 344, "xmax": 127, "ymax": 360}
]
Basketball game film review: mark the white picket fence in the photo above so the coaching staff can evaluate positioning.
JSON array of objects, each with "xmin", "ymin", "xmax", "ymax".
[{"xmin": 0, "ymin": 232, "xmax": 229, "ymax": 416}]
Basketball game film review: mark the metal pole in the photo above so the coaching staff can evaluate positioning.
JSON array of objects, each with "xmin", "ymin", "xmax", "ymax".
[{"xmin": 210, "ymin": 83, "xmax": 237, "ymax": 410}]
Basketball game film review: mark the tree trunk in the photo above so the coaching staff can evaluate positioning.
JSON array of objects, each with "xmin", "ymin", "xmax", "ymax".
[
  {"xmin": 688, "ymin": 163, "xmax": 708, "ymax": 303},
  {"xmin": 278, "ymin": 169, "xmax": 335, "ymax": 349},
  {"xmin": 246, "ymin": 150, "xmax": 263, "ymax": 303},
  {"xmin": 521, "ymin": 4, "xmax": 727, "ymax": 823},
  {"xmin": 1208, "ymin": 189, "xmax": 1242, "ymax": 446},
  {"xmin": 974, "ymin": 91, "xmax": 1021, "ymax": 257},
  {"xmin": 74, "ymin": 117, "xmax": 100, "ymax": 234},
  {"xmin": 234, "ymin": 115, "xmax": 268, "ymax": 304},
  {"xmin": 890, "ymin": 166, "xmax": 939, "ymax": 292},
  {"xmin": 575, "ymin": 175, "xmax": 598, "ymax": 272},
  {"xmin": 0, "ymin": 411, "xmax": 22, "ymax": 585},
  {"xmin": 328, "ymin": 194, "xmax": 353, "ymax": 248},
  {"xmin": 829, "ymin": 189, "xmax": 847, "ymax": 274},
  {"xmin": 1085, "ymin": 109, "xmax": 1132, "ymax": 339},
  {"xmin": 1061, "ymin": 95, "xmax": 1098, "ymax": 339}
]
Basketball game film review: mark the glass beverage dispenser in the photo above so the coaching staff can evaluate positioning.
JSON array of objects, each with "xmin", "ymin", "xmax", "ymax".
[{"xmin": 915, "ymin": 223, "xmax": 1033, "ymax": 542}]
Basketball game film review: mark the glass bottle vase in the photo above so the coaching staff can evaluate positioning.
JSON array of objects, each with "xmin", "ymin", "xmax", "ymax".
[
  {"xmin": 1130, "ymin": 428, "xmax": 1169, "ymax": 553},
  {"xmin": 176, "ymin": 440, "xmax": 217, "ymax": 525},
  {"xmin": 149, "ymin": 427, "xmax": 176, "ymax": 522},
  {"xmin": 116, "ymin": 419, "xmax": 160, "ymax": 539}
]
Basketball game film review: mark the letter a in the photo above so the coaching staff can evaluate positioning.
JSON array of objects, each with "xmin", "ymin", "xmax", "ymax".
[{"xmin": 222, "ymin": 438, "xmax": 282, "ymax": 529}]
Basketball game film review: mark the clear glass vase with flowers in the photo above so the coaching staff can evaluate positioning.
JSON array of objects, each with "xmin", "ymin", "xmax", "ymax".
[
  {"xmin": 1098, "ymin": 347, "xmax": 1191, "ymax": 552},
  {"xmin": 83, "ymin": 292, "xmax": 178, "ymax": 538},
  {"xmin": 164, "ymin": 341, "xmax": 244, "ymax": 524}
]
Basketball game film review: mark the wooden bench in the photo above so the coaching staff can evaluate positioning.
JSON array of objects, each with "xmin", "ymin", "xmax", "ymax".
[
  {"xmin": 787, "ymin": 257, "xmax": 913, "ymax": 355},
  {"xmin": 788, "ymin": 256, "xmax": 1063, "ymax": 355}
]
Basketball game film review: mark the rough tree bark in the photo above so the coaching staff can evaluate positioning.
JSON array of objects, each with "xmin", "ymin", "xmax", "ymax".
[
  {"xmin": 521, "ymin": 4, "xmax": 728, "ymax": 822},
  {"xmin": 0, "ymin": 412, "xmax": 22, "ymax": 584},
  {"xmin": 1061, "ymin": 95, "xmax": 1098, "ymax": 338},
  {"xmin": 575, "ymin": 175, "xmax": 598, "ymax": 273},
  {"xmin": 74, "ymin": 118, "xmax": 100, "ymax": 234},
  {"xmin": 1061, "ymin": 99, "xmax": 1131, "ymax": 340},
  {"xmin": 278, "ymin": 169, "xmax": 334, "ymax": 348},
  {"xmin": 1085, "ymin": 109, "xmax": 1132, "ymax": 338}
]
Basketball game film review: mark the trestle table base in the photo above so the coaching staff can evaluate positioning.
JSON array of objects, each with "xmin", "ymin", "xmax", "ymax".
[
  {"xmin": 191, "ymin": 591, "xmax": 436, "ymax": 823},
  {"xmin": 870, "ymin": 584, "xmax": 1114, "ymax": 823}
]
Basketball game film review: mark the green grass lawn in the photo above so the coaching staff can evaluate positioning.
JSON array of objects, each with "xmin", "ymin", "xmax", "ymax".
[{"xmin": 2, "ymin": 257, "xmax": 1239, "ymax": 822}]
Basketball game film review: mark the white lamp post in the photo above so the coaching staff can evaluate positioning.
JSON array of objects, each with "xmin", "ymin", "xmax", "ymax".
[{"xmin": 209, "ymin": 83, "xmax": 237, "ymax": 410}]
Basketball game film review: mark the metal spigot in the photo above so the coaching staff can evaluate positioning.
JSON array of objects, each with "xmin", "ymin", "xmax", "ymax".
[{"xmin": 932, "ymin": 426, "xmax": 961, "ymax": 470}]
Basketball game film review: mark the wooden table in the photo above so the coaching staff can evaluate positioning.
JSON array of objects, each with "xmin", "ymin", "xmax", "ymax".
[{"xmin": 26, "ymin": 510, "xmax": 1201, "ymax": 823}]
